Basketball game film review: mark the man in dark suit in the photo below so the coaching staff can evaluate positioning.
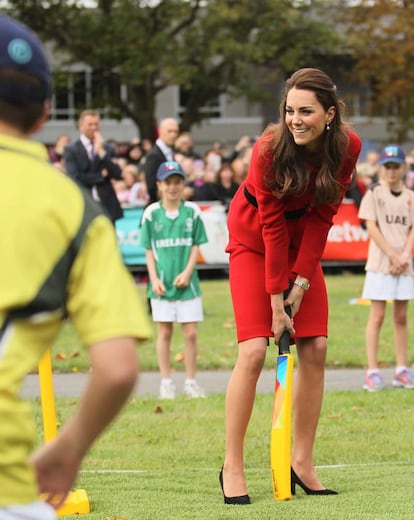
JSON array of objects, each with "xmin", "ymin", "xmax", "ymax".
[
  {"xmin": 144, "ymin": 117, "xmax": 179, "ymax": 204},
  {"xmin": 64, "ymin": 109, "xmax": 123, "ymax": 223}
]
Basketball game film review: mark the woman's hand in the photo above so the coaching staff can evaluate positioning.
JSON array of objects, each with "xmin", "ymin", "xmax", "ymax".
[
  {"xmin": 284, "ymin": 284, "xmax": 306, "ymax": 318},
  {"xmin": 271, "ymin": 293, "xmax": 295, "ymax": 342}
]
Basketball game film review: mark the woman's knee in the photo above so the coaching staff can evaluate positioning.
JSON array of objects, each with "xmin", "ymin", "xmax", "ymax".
[
  {"xmin": 297, "ymin": 337, "xmax": 327, "ymax": 366},
  {"xmin": 236, "ymin": 339, "xmax": 267, "ymax": 374}
]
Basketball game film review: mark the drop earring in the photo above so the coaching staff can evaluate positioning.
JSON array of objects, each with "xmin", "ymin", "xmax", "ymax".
[{"xmin": 326, "ymin": 121, "xmax": 330, "ymax": 131}]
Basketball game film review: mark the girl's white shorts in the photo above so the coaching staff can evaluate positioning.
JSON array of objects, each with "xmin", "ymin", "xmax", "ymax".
[
  {"xmin": 362, "ymin": 271, "xmax": 414, "ymax": 301},
  {"xmin": 150, "ymin": 297, "xmax": 203, "ymax": 323}
]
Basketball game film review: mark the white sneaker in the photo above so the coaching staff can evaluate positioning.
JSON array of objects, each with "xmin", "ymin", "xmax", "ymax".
[
  {"xmin": 183, "ymin": 381, "xmax": 206, "ymax": 398},
  {"xmin": 159, "ymin": 380, "xmax": 176, "ymax": 399}
]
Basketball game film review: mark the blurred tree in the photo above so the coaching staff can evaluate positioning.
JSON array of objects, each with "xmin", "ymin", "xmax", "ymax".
[
  {"xmin": 337, "ymin": 0, "xmax": 414, "ymax": 142},
  {"xmin": 8, "ymin": 0, "xmax": 341, "ymax": 138}
]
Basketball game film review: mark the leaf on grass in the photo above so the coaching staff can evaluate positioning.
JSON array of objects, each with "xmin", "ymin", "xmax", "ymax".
[
  {"xmin": 175, "ymin": 352, "xmax": 185, "ymax": 362},
  {"xmin": 55, "ymin": 352, "xmax": 67, "ymax": 360},
  {"xmin": 327, "ymin": 413, "xmax": 342, "ymax": 419},
  {"xmin": 69, "ymin": 351, "xmax": 80, "ymax": 358},
  {"xmin": 222, "ymin": 320, "xmax": 235, "ymax": 329},
  {"xmin": 155, "ymin": 406, "xmax": 163, "ymax": 414}
]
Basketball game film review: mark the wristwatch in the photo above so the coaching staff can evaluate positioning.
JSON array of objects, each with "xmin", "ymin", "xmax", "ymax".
[{"xmin": 294, "ymin": 275, "xmax": 310, "ymax": 291}]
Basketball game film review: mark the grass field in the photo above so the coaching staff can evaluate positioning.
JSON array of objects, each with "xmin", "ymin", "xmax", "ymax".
[
  {"xmin": 36, "ymin": 390, "xmax": 414, "ymax": 519},
  {"xmin": 30, "ymin": 272, "xmax": 414, "ymax": 518},
  {"xmin": 50, "ymin": 273, "xmax": 414, "ymax": 373}
]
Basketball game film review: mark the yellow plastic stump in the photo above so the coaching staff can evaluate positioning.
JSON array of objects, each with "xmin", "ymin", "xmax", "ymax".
[
  {"xmin": 38, "ymin": 350, "xmax": 90, "ymax": 516},
  {"xmin": 55, "ymin": 489, "xmax": 90, "ymax": 515}
]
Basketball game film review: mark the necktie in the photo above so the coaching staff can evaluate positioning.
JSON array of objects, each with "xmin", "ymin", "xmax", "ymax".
[{"xmin": 88, "ymin": 141, "xmax": 95, "ymax": 161}]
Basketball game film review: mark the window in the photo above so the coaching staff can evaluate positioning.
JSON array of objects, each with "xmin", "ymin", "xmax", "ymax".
[
  {"xmin": 178, "ymin": 86, "xmax": 223, "ymax": 119},
  {"xmin": 49, "ymin": 69, "xmax": 122, "ymax": 120}
]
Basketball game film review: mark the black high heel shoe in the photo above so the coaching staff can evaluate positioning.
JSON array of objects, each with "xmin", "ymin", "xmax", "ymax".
[
  {"xmin": 291, "ymin": 467, "xmax": 338, "ymax": 496},
  {"xmin": 219, "ymin": 467, "xmax": 251, "ymax": 505}
]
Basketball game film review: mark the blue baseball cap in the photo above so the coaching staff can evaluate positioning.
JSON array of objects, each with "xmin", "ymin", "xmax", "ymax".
[
  {"xmin": 0, "ymin": 15, "xmax": 52, "ymax": 103},
  {"xmin": 379, "ymin": 145, "xmax": 406, "ymax": 165},
  {"xmin": 157, "ymin": 161, "xmax": 185, "ymax": 181}
]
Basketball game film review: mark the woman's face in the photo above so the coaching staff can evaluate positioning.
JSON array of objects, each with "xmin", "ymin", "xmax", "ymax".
[{"xmin": 285, "ymin": 87, "xmax": 335, "ymax": 152}]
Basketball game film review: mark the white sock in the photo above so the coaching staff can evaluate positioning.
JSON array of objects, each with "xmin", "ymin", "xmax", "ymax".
[
  {"xmin": 367, "ymin": 369, "xmax": 380, "ymax": 376},
  {"xmin": 396, "ymin": 366, "xmax": 407, "ymax": 375},
  {"xmin": 184, "ymin": 379, "xmax": 196, "ymax": 386},
  {"xmin": 161, "ymin": 378, "xmax": 173, "ymax": 386}
]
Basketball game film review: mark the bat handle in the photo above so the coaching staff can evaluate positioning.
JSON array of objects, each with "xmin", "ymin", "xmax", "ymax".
[{"xmin": 278, "ymin": 306, "xmax": 291, "ymax": 355}]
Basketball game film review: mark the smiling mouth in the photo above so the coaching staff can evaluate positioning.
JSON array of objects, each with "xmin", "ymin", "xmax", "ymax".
[{"xmin": 293, "ymin": 128, "xmax": 308, "ymax": 134}]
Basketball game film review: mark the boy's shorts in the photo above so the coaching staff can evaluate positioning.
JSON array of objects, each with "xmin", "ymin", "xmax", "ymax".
[
  {"xmin": 150, "ymin": 297, "xmax": 203, "ymax": 323},
  {"xmin": 0, "ymin": 501, "xmax": 56, "ymax": 519},
  {"xmin": 362, "ymin": 272, "xmax": 414, "ymax": 301}
]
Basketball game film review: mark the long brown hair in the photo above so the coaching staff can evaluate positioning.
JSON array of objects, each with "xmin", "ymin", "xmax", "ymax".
[{"xmin": 262, "ymin": 68, "xmax": 349, "ymax": 205}]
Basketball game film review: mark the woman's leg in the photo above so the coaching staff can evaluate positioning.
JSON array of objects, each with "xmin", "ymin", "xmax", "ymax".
[
  {"xmin": 291, "ymin": 336, "xmax": 327, "ymax": 490},
  {"xmin": 222, "ymin": 337, "xmax": 267, "ymax": 497}
]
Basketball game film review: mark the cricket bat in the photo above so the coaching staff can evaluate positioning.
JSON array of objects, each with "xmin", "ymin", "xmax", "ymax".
[{"xmin": 270, "ymin": 306, "xmax": 294, "ymax": 501}]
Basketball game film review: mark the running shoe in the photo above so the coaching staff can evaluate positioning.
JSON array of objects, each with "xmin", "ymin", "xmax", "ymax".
[
  {"xmin": 392, "ymin": 369, "xmax": 414, "ymax": 389},
  {"xmin": 183, "ymin": 381, "xmax": 206, "ymax": 398},
  {"xmin": 159, "ymin": 380, "xmax": 176, "ymax": 399},
  {"xmin": 363, "ymin": 372, "xmax": 385, "ymax": 392}
]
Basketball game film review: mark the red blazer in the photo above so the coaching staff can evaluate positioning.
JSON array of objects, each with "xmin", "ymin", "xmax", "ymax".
[{"xmin": 227, "ymin": 129, "xmax": 361, "ymax": 294}]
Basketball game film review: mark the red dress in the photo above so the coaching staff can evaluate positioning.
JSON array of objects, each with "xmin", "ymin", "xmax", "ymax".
[{"xmin": 226, "ymin": 129, "xmax": 361, "ymax": 343}]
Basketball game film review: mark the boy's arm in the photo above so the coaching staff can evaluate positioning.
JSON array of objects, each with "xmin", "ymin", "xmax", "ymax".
[
  {"xmin": 174, "ymin": 245, "xmax": 200, "ymax": 288},
  {"xmin": 31, "ymin": 337, "xmax": 138, "ymax": 509},
  {"xmin": 145, "ymin": 248, "xmax": 165, "ymax": 296}
]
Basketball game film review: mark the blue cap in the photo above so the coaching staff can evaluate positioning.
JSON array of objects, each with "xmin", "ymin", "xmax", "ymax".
[
  {"xmin": 0, "ymin": 15, "xmax": 52, "ymax": 103},
  {"xmin": 379, "ymin": 145, "xmax": 406, "ymax": 165},
  {"xmin": 157, "ymin": 161, "xmax": 185, "ymax": 181}
]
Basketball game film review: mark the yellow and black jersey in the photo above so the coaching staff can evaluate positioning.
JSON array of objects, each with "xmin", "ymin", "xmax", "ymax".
[{"xmin": 0, "ymin": 134, "xmax": 151, "ymax": 506}]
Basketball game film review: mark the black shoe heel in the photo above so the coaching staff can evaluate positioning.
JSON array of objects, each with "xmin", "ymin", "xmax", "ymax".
[
  {"xmin": 291, "ymin": 467, "xmax": 338, "ymax": 496},
  {"xmin": 219, "ymin": 467, "xmax": 251, "ymax": 505}
]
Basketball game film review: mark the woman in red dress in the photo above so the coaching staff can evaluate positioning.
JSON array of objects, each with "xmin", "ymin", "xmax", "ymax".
[{"xmin": 220, "ymin": 68, "xmax": 361, "ymax": 504}]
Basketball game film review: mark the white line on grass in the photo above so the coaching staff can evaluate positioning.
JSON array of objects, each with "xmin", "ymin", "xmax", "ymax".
[{"xmin": 81, "ymin": 460, "xmax": 414, "ymax": 475}]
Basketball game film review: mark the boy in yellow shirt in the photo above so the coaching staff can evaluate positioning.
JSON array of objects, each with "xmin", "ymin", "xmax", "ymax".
[{"xmin": 0, "ymin": 15, "xmax": 151, "ymax": 518}]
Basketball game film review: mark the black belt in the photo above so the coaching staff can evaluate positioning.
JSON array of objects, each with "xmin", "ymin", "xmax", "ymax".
[
  {"xmin": 244, "ymin": 185, "xmax": 258, "ymax": 208},
  {"xmin": 244, "ymin": 185, "xmax": 308, "ymax": 219}
]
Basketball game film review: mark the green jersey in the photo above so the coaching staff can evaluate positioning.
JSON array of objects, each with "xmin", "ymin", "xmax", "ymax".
[{"xmin": 141, "ymin": 201, "xmax": 208, "ymax": 300}]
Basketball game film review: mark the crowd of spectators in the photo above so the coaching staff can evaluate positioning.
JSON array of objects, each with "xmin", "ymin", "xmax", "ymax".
[
  {"xmin": 48, "ymin": 128, "xmax": 414, "ymax": 218},
  {"xmin": 47, "ymin": 127, "xmax": 256, "ymax": 211}
]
